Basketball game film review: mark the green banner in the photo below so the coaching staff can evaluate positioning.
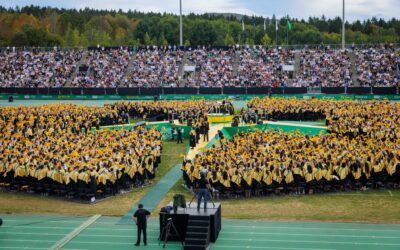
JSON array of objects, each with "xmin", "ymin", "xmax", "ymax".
[
  {"xmin": 97, "ymin": 122, "xmax": 192, "ymax": 140},
  {"xmin": 221, "ymin": 123, "xmax": 326, "ymax": 139},
  {"xmin": 1, "ymin": 94, "xmax": 399, "ymax": 101}
]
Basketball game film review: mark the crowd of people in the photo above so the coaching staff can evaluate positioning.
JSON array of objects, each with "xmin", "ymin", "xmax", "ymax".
[
  {"xmin": 0, "ymin": 46, "xmax": 398, "ymax": 88},
  {"xmin": 124, "ymin": 49, "xmax": 183, "ymax": 87},
  {"xmin": 183, "ymin": 98, "xmax": 400, "ymax": 197},
  {"xmin": 185, "ymin": 48, "xmax": 235, "ymax": 87},
  {"xmin": 107, "ymin": 100, "xmax": 216, "ymax": 125},
  {"xmin": 71, "ymin": 48, "xmax": 131, "ymax": 88},
  {"xmin": 248, "ymin": 97, "xmax": 400, "ymax": 139},
  {"xmin": 294, "ymin": 48, "xmax": 352, "ymax": 87},
  {"xmin": 0, "ymin": 49, "xmax": 83, "ymax": 87},
  {"xmin": 183, "ymin": 129, "xmax": 400, "ymax": 197},
  {"xmin": 356, "ymin": 46, "xmax": 400, "ymax": 87},
  {"xmin": 0, "ymin": 104, "xmax": 162, "ymax": 201},
  {"xmin": 237, "ymin": 47, "xmax": 295, "ymax": 87}
]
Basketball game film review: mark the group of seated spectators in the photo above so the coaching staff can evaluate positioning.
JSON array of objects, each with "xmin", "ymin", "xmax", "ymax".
[
  {"xmin": 0, "ymin": 45, "xmax": 398, "ymax": 88},
  {"xmin": 295, "ymin": 47, "xmax": 352, "ymax": 87},
  {"xmin": 185, "ymin": 48, "xmax": 235, "ymax": 87},
  {"xmin": 124, "ymin": 48, "xmax": 183, "ymax": 88},
  {"xmin": 183, "ymin": 129, "xmax": 400, "ymax": 197},
  {"xmin": 71, "ymin": 48, "xmax": 131, "ymax": 88},
  {"xmin": 0, "ymin": 48, "xmax": 83, "ymax": 87},
  {"xmin": 0, "ymin": 104, "xmax": 162, "ymax": 201},
  {"xmin": 107, "ymin": 100, "xmax": 216, "ymax": 124},
  {"xmin": 183, "ymin": 98, "xmax": 400, "ymax": 197},
  {"xmin": 356, "ymin": 45, "xmax": 399, "ymax": 87},
  {"xmin": 237, "ymin": 47, "xmax": 294, "ymax": 87}
]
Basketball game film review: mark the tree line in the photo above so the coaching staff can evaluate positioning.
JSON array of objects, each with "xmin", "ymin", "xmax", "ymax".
[{"xmin": 0, "ymin": 5, "xmax": 399, "ymax": 47}]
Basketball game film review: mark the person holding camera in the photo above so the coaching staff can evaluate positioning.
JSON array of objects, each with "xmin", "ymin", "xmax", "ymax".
[
  {"xmin": 133, "ymin": 204, "xmax": 151, "ymax": 246},
  {"xmin": 197, "ymin": 171, "xmax": 211, "ymax": 211}
]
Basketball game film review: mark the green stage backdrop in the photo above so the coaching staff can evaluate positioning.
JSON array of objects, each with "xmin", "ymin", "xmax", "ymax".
[
  {"xmin": 96, "ymin": 122, "xmax": 191, "ymax": 140},
  {"xmin": 221, "ymin": 123, "xmax": 327, "ymax": 139}
]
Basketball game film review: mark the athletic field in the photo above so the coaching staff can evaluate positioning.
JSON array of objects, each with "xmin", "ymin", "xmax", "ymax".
[
  {"xmin": 2, "ymin": 214, "xmax": 400, "ymax": 250},
  {"xmin": 1, "ymin": 99, "xmax": 400, "ymax": 249}
]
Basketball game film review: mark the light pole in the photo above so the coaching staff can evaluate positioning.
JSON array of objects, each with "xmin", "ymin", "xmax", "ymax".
[
  {"xmin": 180, "ymin": 0, "xmax": 183, "ymax": 46},
  {"xmin": 342, "ymin": 0, "xmax": 345, "ymax": 50}
]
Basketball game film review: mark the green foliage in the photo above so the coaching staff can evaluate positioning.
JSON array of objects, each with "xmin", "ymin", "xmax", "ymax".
[
  {"xmin": 223, "ymin": 33, "xmax": 235, "ymax": 45},
  {"xmin": 0, "ymin": 5, "xmax": 399, "ymax": 46},
  {"xmin": 159, "ymin": 33, "xmax": 168, "ymax": 46},
  {"xmin": 261, "ymin": 33, "xmax": 272, "ymax": 45},
  {"xmin": 144, "ymin": 32, "xmax": 154, "ymax": 45}
]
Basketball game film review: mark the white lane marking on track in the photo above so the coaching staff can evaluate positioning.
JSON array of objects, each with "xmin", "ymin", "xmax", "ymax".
[
  {"xmin": 217, "ymin": 231, "xmax": 400, "ymax": 239},
  {"xmin": 218, "ymin": 224, "xmax": 400, "ymax": 232}
]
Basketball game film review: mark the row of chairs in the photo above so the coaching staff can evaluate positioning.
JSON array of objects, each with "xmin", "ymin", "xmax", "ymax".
[
  {"xmin": 183, "ymin": 172, "xmax": 400, "ymax": 199},
  {"xmin": 0, "ymin": 173, "xmax": 153, "ymax": 202}
]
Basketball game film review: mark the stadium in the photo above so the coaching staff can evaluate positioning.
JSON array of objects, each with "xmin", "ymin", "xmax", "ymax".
[{"xmin": 0, "ymin": 0, "xmax": 400, "ymax": 250}]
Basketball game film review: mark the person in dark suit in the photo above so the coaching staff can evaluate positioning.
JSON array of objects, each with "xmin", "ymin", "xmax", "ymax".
[
  {"xmin": 202, "ymin": 121, "xmax": 209, "ymax": 142},
  {"xmin": 177, "ymin": 128, "xmax": 183, "ymax": 144},
  {"xmin": 189, "ymin": 129, "xmax": 196, "ymax": 149},
  {"xmin": 133, "ymin": 204, "xmax": 151, "ymax": 246}
]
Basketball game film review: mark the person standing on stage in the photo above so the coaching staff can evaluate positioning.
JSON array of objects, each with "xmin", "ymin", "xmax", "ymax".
[
  {"xmin": 197, "ymin": 172, "xmax": 211, "ymax": 211},
  {"xmin": 133, "ymin": 204, "xmax": 151, "ymax": 246}
]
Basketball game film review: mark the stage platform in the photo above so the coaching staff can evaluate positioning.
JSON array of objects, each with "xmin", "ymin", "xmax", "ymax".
[
  {"xmin": 159, "ymin": 202, "xmax": 221, "ymax": 249},
  {"xmin": 207, "ymin": 113, "xmax": 233, "ymax": 123}
]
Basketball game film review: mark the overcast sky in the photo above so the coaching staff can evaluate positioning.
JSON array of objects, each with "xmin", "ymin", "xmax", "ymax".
[{"xmin": 1, "ymin": 0, "xmax": 398, "ymax": 21}]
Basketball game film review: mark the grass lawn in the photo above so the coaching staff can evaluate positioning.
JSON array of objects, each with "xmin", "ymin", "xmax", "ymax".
[
  {"xmin": 0, "ymin": 140, "xmax": 188, "ymax": 217},
  {"xmin": 156, "ymin": 181, "xmax": 400, "ymax": 224}
]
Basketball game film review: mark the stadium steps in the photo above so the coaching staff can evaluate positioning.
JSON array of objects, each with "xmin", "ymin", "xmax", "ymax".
[
  {"xmin": 294, "ymin": 50, "xmax": 301, "ymax": 79},
  {"xmin": 179, "ymin": 51, "xmax": 189, "ymax": 87},
  {"xmin": 184, "ymin": 215, "xmax": 210, "ymax": 250},
  {"xmin": 232, "ymin": 50, "xmax": 241, "ymax": 77},
  {"xmin": 65, "ymin": 50, "xmax": 88, "ymax": 87},
  {"xmin": 121, "ymin": 52, "xmax": 135, "ymax": 85},
  {"xmin": 349, "ymin": 51, "xmax": 359, "ymax": 86}
]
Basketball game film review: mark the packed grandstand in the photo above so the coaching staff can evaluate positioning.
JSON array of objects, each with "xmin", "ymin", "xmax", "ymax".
[{"xmin": 0, "ymin": 44, "xmax": 399, "ymax": 88}]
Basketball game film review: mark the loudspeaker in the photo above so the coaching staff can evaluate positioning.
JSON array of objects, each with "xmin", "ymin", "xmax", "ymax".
[{"xmin": 8, "ymin": 96, "xmax": 13, "ymax": 102}]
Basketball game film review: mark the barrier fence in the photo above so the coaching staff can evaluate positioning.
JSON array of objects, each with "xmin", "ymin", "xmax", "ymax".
[{"xmin": 0, "ymin": 87, "xmax": 399, "ymax": 101}]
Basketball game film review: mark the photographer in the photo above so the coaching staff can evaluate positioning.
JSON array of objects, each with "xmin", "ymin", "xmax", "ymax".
[
  {"xmin": 133, "ymin": 204, "xmax": 151, "ymax": 246},
  {"xmin": 197, "ymin": 171, "xmax": 211, "ymax": 211}
]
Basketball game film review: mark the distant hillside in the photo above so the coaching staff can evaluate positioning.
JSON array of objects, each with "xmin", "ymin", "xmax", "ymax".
[
  {"xmin": 206, "ymin": 12, "xmax": 244, "ymax": 20},
  {"xmin": 0, "ymin": 5, "xmax": 399, "ymax": 47}
]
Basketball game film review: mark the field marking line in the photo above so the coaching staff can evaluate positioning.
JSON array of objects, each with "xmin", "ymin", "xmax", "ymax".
[
  {"xmin": 0, "ymin": 239, "xmax": 55, "ymax": 242},
  {"xmin": 212, "ymin": 245, "xmax": 334, "ymax": 250},
  {"xmin": 3, "ymin": 219, "xmax": 158, "ymax": 226},
  {"xmin": 60, "ymin": 239, "xmax": 400, "ymax": 247},
  {"xmin": 217, "ymin": 231, "xmax": 400, "ymax": 239},
  {"xmin": 218, "ymin": 225, "xmax": 400, "ymax": 232},
  {"xmin": 9, "ymin": 230, "xmax": 396, "ymax": 240},
  {"xmin": 62, "ymin": 241, "xmax": 180, "ymax": 246},
  {"xmin": 49, "ymin": 214, "xmax": 101, "ymax": 250},
  {"xmin": 213, "ymin": 238, "xmax": 400, "ymax": 246},
  {"xmin": 0, "ymin": 247, "xmax": 46, "ymax": 250},
  {"xmin": 389, "ymin": 190, "xmax": 393, "ymax": 197},
  {"xmin": 0, "ymin": 232, "xmax": 65, "ymax": 236}
]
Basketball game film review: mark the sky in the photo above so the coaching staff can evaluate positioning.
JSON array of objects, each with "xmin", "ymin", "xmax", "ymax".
[{"xmin": 0, "ymin": 0, "xmax": 398, "ymax": 22}]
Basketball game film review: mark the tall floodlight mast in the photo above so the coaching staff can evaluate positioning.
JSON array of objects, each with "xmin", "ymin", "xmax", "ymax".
[
  {"xmin": 342, "ymin": 0, "xmax": 346, "ymax": 50},
  {"xmin": 180, "ymin": 0, "xmax": 183, "ymax": 46}
]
